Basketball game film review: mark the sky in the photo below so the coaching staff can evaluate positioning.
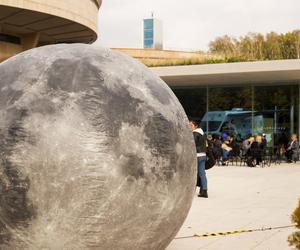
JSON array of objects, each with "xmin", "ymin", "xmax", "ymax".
[{"xmin": 96, "ymin": 0, "xmax": 300, "ymax": 51}]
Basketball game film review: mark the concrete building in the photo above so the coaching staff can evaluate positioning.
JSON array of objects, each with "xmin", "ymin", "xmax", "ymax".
[
  {"xmin": 0, "ymin": 0, "xmax": 101, "ymax": 62},
  {"xmin": 1, "ymin": 2, "xmax": 299, "ymax": 146},
  {"xmin": 152, "ymin": 60, "xmax": 300, "ymax": 146},
  {"xmin": 112, "ymin": 48, "xmax": 216, "ymax": 67},
  {"xmin": 143, "ymin": 17, "xmax": 163, "ymax": 50}
]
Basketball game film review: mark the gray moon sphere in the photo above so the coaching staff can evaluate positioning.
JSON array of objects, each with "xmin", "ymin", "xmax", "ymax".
[{"xmin": 0, "ymin": 44, "xmax": 196, "ymax": 250}]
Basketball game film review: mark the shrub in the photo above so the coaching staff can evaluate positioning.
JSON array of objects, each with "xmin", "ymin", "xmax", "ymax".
[{"xmin": 289, "ymin": 199, "xmax": 300, "ymax": 249}]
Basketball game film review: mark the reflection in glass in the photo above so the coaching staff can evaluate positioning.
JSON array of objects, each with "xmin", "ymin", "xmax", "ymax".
[
  {"xmin": 254, "ymin": 85, "xmax": 299, "ymax": 146},
  {"xmin": 171, "ymin": 84, "xmax": 299, "ymax": 146},
  {"xmin": 172, "ymin": 88, "xmax": 206, "ymax": 123}
]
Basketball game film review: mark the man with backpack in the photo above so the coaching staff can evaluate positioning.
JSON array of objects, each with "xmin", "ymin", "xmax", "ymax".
[{"xmin": 190, "ymin": 120, "xmax": 208, "ymax": 198}]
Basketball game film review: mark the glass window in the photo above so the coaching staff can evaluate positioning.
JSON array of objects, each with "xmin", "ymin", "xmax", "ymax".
[
  {"xmin": 144, "ymin": 30, "xmax": 153, "ymax": 40},
  {"xmin": 171, "ymin": 84, "xmax": 299, "ymax": 147},
  {"xmin": 0, "ymin": 33, "xmax": 21, "ymax": 44},
  {"xmin": 208, "ymin": 86, "xmax": 252, "ymax": 111},
  {"xmin": 200, "ymin": 121, "xmax": 222, "ymax": 132},
  {"xmin": 171, "ymin": 88, "xmax": 207, "ymax": 123},
  {"xmin": 254, "ymin": 85, "xmax": 299, "ymax": 146},
  {"xmin": 144, "ymin": 19, "xmax": 153, "ymax": 30},
  {"xmin": 207, "ymin": 86, "xmax": 253, "ymax": 138},
  {"xmin": 144, "ymin": 39, "xmax": 153, "ymax": 48}
]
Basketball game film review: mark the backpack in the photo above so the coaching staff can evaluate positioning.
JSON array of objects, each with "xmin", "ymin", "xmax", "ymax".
[{"xmin": 205, "ymin": 141, "xmax": 217, "ymax": 170}]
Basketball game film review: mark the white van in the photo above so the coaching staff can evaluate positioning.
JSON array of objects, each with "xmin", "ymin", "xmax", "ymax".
[{"xmin": 200, "ymin": 108, "xmax": 263, "ymax": 139}]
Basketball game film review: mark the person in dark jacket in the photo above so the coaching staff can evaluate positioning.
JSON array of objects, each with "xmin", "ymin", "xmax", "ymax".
[
  {"xmin": 249, "ymin": 135, "xmax": 264, "ymax": 166},
  {"xmin": 212, "ymin": 134, "xmax": 222, "ymax": 163},
  {"xmin": 262, "ymin": 133, "xmax": 268, "ymax": 148},
  {"xmin": 190, "ymin": 120, "xmax": 208, "ymax": 198}
]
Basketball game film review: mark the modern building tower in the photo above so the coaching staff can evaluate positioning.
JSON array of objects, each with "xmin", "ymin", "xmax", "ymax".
[
  {"xmin": 0, "ymin": 0, "xmax": 102, "ymax": 62},
  {"xmin": 143, "ymin": 17, "xmax": 163, "ymax": 50}
]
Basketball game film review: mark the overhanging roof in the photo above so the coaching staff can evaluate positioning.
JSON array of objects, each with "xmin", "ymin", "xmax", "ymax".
[
  {"xmin": 0, "ymin": 3, "xmax": 98, "ymax": 44},
  {"xmin": 92, "ymin": 0, "xmax": 102, "ymax": 8},
  {"xmin": 151, "ymin": 59, "xmax": 300, "ymax": 87}
]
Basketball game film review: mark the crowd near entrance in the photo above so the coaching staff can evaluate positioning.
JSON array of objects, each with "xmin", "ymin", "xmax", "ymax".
[{"xmin": 173, "ymin": 83, "xmax": 300, "ymax": 165}]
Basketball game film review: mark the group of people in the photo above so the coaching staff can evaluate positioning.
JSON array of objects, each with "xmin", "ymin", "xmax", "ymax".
[
  {"xmin": 190, "ymin": 120, "xmax": 299, "ymax": 199},
  {"xmin": 206, "ymin": 133, "xmax": 267, "ymax": 167}
]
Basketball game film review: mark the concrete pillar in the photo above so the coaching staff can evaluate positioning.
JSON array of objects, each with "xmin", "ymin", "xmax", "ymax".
[
  {"xmin": 0, "ymin": 42, "xmax": 22, "ymax": 62},
  {"xmin": 21, "ymin": 32, "xmax": 40, "ymax": 51}
]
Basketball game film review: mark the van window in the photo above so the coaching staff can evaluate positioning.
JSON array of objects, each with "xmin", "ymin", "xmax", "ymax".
[{"xmin": 200, "ymin": 121, "xmax": 222, "ymax": 131}]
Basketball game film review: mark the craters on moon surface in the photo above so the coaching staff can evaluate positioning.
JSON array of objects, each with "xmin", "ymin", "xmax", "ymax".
[{"xmin": 0, "ymin": 44, "xmax": 196, "ymax": 250}]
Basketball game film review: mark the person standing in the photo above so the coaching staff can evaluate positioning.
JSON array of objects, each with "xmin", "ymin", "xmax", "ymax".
[
  {"xmin": 190, "ymin": 121, "xmax": 208, "ymax": 198},
  {"xmin": 262, "ymin": 133, "xmax": 268, "ymax": 148},
  {"xmin": 286, "ymin": 134, "xmax": 299, "ymax": 163}
]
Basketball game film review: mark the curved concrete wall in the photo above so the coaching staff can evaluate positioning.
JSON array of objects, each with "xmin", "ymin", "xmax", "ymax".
[
  {"xmin": 0, "ymin": 0, "xmax": 101, "ymax": 34},
  {"xmin": 0, "ymin": 41, "xmax": 22, "ymax": 61},
  {"xmin": 0, "ymin": 0, "xmax": 101, "ymax": 62}
]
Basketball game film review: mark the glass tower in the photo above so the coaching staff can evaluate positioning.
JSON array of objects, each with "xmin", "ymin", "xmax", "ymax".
[{"xmin": 143, "ymin": 18, "xmax": 163, "ymax": 50}]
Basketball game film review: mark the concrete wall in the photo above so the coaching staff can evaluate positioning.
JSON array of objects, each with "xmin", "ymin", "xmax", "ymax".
[
  {"xmin": 151, "ymin": 59, "xmax": 300, "ymax": 87},
  {"xmin": 0, "ymin": 0, "xmax": 100, "ymax": 33},
  {"xmin": 0, "ymin": 41, "xmax": 22, "ymax": 61},
  {"xmin": 0, "ymin": 0, "xmax": 101, "ymax": 62},
  {"xmin": 112, "ymin": 48, "xmax": 217, "ymax": 66},
  {"xmin": 113, "ymin": 48, "xmax": 206, "ymax": 60}
]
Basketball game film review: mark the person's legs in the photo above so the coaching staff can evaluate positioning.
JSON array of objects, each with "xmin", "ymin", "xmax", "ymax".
[
  {"xmin": 246, "ymin": 152, "xmax": 255, "ymax": 167},
  {"xmin": 256, "ymin": 154, "xmax": 262, "ymax": 165},
  {"xmin": 292, "ymin": 151, "xmax": 298, "ymax": 162},
  {"xmin": 197, "ymin": 157, "xmax": 201, "ymax": 193},
  {"xmin": 222, "ymin": 150, "xmax": 229, "ymax": 165},
  {"xmin": 198, "ymin": 156, "xmax": 208, "ymax": 198},
  {"xmin": 286, "ymin": 150, "xmax": 292, "ymax": 163}
]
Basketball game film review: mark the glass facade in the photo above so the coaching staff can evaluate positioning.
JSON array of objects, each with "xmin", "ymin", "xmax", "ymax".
[
  {"xmin": 172, "ymin": 84, "xmax": 299, "ymax": 146},
  {"xmin": 143, "ymin": 18, "xmax": 163, "ymax": 49},
  {"xmin": 144, "ymin": 19, "xmax": 154, "ymax": 49}
]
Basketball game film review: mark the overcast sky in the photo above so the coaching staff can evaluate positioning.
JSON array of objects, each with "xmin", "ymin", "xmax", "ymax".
[{"xmin": 97, "ymin": 0, "xmax": 300, "ymax": 51}]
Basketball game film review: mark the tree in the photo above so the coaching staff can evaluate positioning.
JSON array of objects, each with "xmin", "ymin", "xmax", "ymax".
[
  {"xmin": 279, "ymin": 32, "xmax": 297, "ymax": 59},
  {"xmin": 265, "ymin": 32, "xmax": 281, "ymax": 60},
  {"xmin": 236, "ymin": 33, "xmax": 265, "ymax": 61},
  {"xmin": 207, "ymin": 29, "xmax": 300, "ymax": 63},
  {"xmin": 209, "ymin": 35, "xmax": 236, "ymax": 59},
  {"xmin": 292, "ymin": 30, "xmax": 300, "ymax": 59},
  {"xmin": 252, "ymin": 33, "xmax": 265, "ymax": 60}
]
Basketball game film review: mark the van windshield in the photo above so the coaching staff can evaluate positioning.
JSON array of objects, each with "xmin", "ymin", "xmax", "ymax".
[{"xmin": 200, "ymin": 121, "xmax": 222, "ymax": 132}]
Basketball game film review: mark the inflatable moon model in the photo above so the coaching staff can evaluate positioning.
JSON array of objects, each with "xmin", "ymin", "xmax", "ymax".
[{"xmin": 0, "ymin": 44, "xmax": 196, "ymax": 250}]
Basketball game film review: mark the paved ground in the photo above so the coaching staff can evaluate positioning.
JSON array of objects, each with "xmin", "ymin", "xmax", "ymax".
[{"xmin": 167, "ymin": 164, "xmax": 300, "ymax": 250}]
